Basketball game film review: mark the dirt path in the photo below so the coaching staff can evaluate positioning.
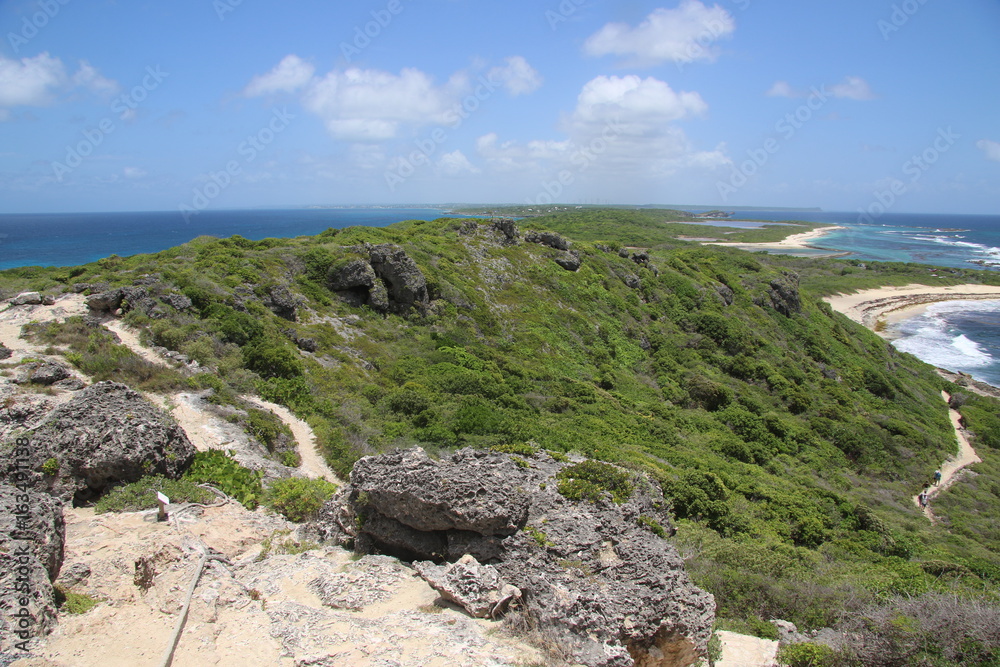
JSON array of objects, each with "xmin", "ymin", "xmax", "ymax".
[
  {"xmin": 101, "ymin": 318, "xmax": 166, "ymax": 367},
  {"xmin": 913, "ymin": 391, "xmax": 982, "ymax": 521},
  {"xmin": 714, "ymin": 630, "xmax": 778, "ymax": 667},
  {"xmin": 242, "ymin": 395, "xmax": 341, "ymax": 485}
]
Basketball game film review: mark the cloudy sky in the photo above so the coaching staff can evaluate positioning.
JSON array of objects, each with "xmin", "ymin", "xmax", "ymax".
[{"xmin": 1, "ymin": 0, "xmax": 998, "ymax": 213}]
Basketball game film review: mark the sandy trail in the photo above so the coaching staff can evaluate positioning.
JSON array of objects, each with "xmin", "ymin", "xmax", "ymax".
[
  {"xmin": 242, "ymin": 395, "xmax": 341, "ymax": 485},
  {"xmin": 913, "ymin": 392, "xmax": 982, "ymax": 521},
  {"xmin": 714, "ymin": 630, "xmax": 778, "ymax": 667},
  {"xmin": 0, "ymin": 294, "xmax": 89, "ymax": 358},
  {"xmin": 101, "ymin": 318, "xmax": 165, "ymax": 367}
]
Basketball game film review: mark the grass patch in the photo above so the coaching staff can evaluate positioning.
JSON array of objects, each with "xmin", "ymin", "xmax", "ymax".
[{"xmin": 94, "ymin": 475, "xmax": 214, "ymax": 513}]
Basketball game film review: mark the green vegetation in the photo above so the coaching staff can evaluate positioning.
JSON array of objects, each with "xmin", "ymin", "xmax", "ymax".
[
  {"xmin": 262, "ymin": 477, "xmax": 338, "ymax": 522},
  {"xmin": 54, "ymin": 586, "xmax": 101, "ymax": 615},
  {"xmin": 41, "ymin": 457, "xmax": 59, "ymax": 476},
  {"xmin": 94, "ymin": 475, "xmax": 214, "ymax": 514},
  {"xmin": 555, "ymin": 461, "xmax": 634, "ymax": 504},
  {"xmin": 5, "ymin": 208, "xmax": 1000, "ymax": 647},
  {"xmin": 184, "ymin": 450, "xmax": 263, "ymax": 509}
]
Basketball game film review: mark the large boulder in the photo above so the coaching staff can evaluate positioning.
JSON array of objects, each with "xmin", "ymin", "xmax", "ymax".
[
  {"xmin": 263, "ymin": 284, "xmax": 302, "ymax": 321},
  {"xmin": 314, "ymin": 448, "xmax": 715, "ymax": 667},
  {"xmin": 0, "ymin": 483, "xmax": 65, "ymax": 649},
  {"xmin": 755, "ymin": 272, "xmax": 801, "ymax": 317},
  {"xmin": 0, "ymin": 382, "xmax": 196, "ymax": 504},
  {"xmin": 367, "ymin": 244, "xmax": 429, "ymax": 314},
  {"xmin": 414, "ymin": 554, "xmax": 521, "ymax": 619}
]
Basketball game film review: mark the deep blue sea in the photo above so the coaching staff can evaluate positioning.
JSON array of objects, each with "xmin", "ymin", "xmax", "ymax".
[{"xmin": 2, "ymin": 206, "xmax": 1000, "ymax": 385}]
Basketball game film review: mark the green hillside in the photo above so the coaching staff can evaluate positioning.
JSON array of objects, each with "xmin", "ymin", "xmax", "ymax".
[{"xmin": 4, "ymin": 209, "xmax": 999, "ymax": 661}]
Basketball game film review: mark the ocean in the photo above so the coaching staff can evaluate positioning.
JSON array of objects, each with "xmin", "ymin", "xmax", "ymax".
[{"xmin": 2, "ymin": 207, "xmax": 1000, "ymax": 386}]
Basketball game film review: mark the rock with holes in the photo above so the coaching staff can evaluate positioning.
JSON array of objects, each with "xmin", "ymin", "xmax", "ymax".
[
  {"xmin": 0, "ymin": 483, "xmax": 65, "ymax": 648},
  {"xmin": 9, "ymin": 292, "xmax": 44, "ymax": 306},
  {"xmin": 414, "ymin": 554, "xmax": 521, "ymax": 618},
  {"xmin": 13, "ymin": 361, "xmax": 72, "ymax": 386},
  {"xmin": 0, "ymin": 381, "xmax": 195, "ymax": 504},
  {"xmin": 315, "ymin": 447, "xmax": 714, "ymax": 667}
]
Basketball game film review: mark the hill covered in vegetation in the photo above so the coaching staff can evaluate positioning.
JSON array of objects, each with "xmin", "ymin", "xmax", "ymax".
[{"xmin": 3, "ymin": 209, "xmax": 999, "ymax": 663}]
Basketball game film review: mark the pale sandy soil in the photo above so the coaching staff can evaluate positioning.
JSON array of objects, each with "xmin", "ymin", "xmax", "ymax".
[
  {"xmin": 703, "ymin": 225, "xmax": 844, "ymax": 252},
  {"xmin": 0, "ymin": 294, "xmax": 89, "ymax": 360},
  {"xmin": 913, "ymin": 392, "xmax": 983, "ymax": 522},
  {"xmin": 241, "ymin": 395, "xmax": 341, "ymax": 485},
  {"xmin": 823, "ymin": 283, "xmax": 1000, "ymax": 332},
  {"xmin": 714, "ymin": 630, "xmax": 778, "ymax": 667},
  {"xmin": 101, "ymin": 319, "xmax": 165, "ymax": 367}
]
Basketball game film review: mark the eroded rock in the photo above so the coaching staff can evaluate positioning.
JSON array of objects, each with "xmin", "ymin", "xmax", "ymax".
[
  {"xmin": 0, "ymin": 381, "xmax": 195, "ymax": 504},
  {"xmin": 314, "ymin": 448, "xmax": 715, "ymax": 667},
  {"xmin": 415, "ymin": 554, "xmax": 521, "ymax": 619}
]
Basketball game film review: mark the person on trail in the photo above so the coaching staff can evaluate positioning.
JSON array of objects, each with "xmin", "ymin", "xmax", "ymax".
[
  {"xmin": 918, "ymin": 490, "xmax": 928, "ymax": 508},
  {"xmin": 934, "ymin": 469, "xmax": 942, "ymax": 485}
]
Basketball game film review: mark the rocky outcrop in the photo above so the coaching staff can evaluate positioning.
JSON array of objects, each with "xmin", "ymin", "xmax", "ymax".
[
  {"xmin": 0, "ymin": 382, "xmax": 195, "ymax": 504},
  {"xmin": 327, "ymin": 246, "xmax": 429, "ymax": 314},
  {"xmin": 755, "ymin": 272, "xmax": 801, "ymax": 317},
  {"xmin": 9, "ymin": 292, "xmax": 53, "ymax": 307},
  {"xmin": 263, "ymin": 284, "xmax": 302, "ymax": 321},
  {"xmin": 314, "ymin": 448, "xmax": 715, "ymax": 667},
  {"xmin": 525, "ymin": 230, "xmax": 570, "ymax": 251},
  {"xmin": 12, "ymin": 361, "xmax": 72, "ymax": 386},
  {"xmin": 368, "ymin": 244, "xmax": 429, "ymax": 314},
  {"xmin": 0, "ymin": 344, "xmax": 12, "ymax": 360},
  {"xmin": 555, "ymin": 250, "xmax": 582, "ymax": 272},
  {"xmin": 0, "ymin": 484, "xmax": 65, "ymax": 648},
  {"xmin": 85, "ymin": 284, "xmax": 189, "ymax": 318}
]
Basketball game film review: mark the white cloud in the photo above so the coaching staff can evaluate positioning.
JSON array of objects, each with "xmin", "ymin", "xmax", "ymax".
[
  {"xmin": 829, "ymin": 76, "xmax": 875, "ymax": 101},
  {"xmin": 72, "ymin": 61, "xmax": 119, "ymax": 96},
  {"xmin": 437, "ymin": 150, "xmax": 480, "ymax": 175},
  {"xmin": 244, "ymin": 55, "xmax": 315, "ymax": 97},
  {"xmin": 487, "ymin": 56, "xmax": 542, "ymax": 96},
  {"xmin": 0, "ymin": 52, "xmax": 66, "ymax": 107},
  {"xmin": 477, "ymin": 74, "xmax": 727, "ymax": 183},
  {"xmin": 302, "ymin": 67, "xmax": 461, "ymax": 141},
  {"xmin": 123, "ymin": 166, "xmax": 147, "ymax": 179},
  {"xmin": 766, "ymin": 76, "xmax": 875, "ymax": 101},
  {"xmin": 977, "ymin": 139, "xmax": 1000, "ymax": 162},
  {"xmin": 584, "ymin": 1, "xmax": 735, "ymax": 65},
  {"xmin": 765, "ymin": 81, "xmax": 795, "ymax": 98},
  {"xmin": 0, "ymin": 53, "xmax": 119, "ymax": 113}
]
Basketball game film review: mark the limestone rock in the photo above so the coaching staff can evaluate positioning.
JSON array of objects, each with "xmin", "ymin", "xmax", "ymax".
[
  {"xmin": 13, "ymin": 362, "xmax": 71, "ymax": 386},
  {"xmin": 316, "ymin": 448, "xmax": 715, "ymax": 666},
  {"xmin": 9, "ymin": 292, "xmax": 43, "ymax": 306},
  {"xmin": 349, "ymin": 448, "xmax": 529, "ymax": 540},
  {"xmin": 415, "ymin": 554, "xmax": 521, "ymax": 619},
  {"xmin": 0, "ymin": 484, "xmax": 65, "ymax": 647},
  {"xmin": 367, "ymin": 244, "xmax": 429, "ymax": 313},
  {"xmin": 85, "ymin": 289, "xmax": 123, "ymax": 312},
  {"xmin": 0, "ymin": 344, "xmax": 11, "ymax": 360},
  {"xmin": 264, "ymin": 284, "xmax": 302, "ymax": 321},
  {"xmin": 0, "ymin": 381, "xmax": 196, "ymax": 504},
  {"xmin": 525, "ymin": 231, "xmax": 570, "ymax": 251},
  {"xmin": 555, "ymin": 251, "xmax": 582, "ymax": 272},
  {"xmin": 756, "ymin": 273, "xmax": 801, "ymax": 317}
]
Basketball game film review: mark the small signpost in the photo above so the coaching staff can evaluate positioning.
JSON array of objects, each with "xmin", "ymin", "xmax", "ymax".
[{"xmin": 157, "ymin": 491, "xmax": 170, "ymax": 522}]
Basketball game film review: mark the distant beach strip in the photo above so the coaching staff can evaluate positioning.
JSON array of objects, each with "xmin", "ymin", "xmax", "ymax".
[{"xmin": 701, "ymin": 225, "xmax": 849, "ymax": 257}]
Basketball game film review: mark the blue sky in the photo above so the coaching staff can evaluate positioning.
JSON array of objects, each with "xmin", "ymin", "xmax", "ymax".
[{"xmin": 1, "ymin": 0, "xmax": 998, "ymax": 214}]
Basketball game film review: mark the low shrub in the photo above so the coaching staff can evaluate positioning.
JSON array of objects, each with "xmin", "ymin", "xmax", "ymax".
[
  {"xmin": 263, "ymin": 477, "xmax": 338, "ymax": 522},
  {"xmin": 556, "ymin": 460, "xmax": 634, "ymax": 504},
  {"xmin": 184, "ymin": 450, "xmax": 263, "ymax": 509},
  {"xmin": 94, "ymin": 475, "xmax": 214, "ymax": 514}
]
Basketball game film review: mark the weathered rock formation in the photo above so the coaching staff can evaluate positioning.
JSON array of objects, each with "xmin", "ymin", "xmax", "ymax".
[
  {"xmin": 9, "ymin": 292, "xmax": 54, "ymax": 307},
  {"xmin": 0, "ymin": 484, "xmax": 65, "ymax": 648},
  {"xmin": 263, "ymin": 284, "xmax": 302, "ymax": 321},
  {"xmin": 12, "ymin": 361, "xmax": 72, "ymax": 386},
  {"xmin": 85, "ymin": 284, "xmax": 192, "ymax": 318},
  {"xmin": 0, "ymin": 382, "xmax": 195, "ymax": 504},
  {"xmin": 327, "ymin": 245, "xmax": 429, "ymax": 314},
  {"xmin": 755, "ymin": 272, "xmax": 801, "ymax": 317},
  {"xmin": 313, "ymin": 447, "xmax": 715, "ymax": 667}
]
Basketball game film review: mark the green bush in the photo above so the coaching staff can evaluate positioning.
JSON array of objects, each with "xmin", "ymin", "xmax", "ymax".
[
  {"xmin": 185, "ymin": 450, "xmax": 263, "ymax": 509},
  {"xmin": 777, "ymin": 642, "xmax": 837, "ymax": 667},
  {"xmin": 54, "ymin": 586, "xmax": 101, "ymax": 615},
  {"xmin": 95, "ymin": 476, "xmax": 215, "ymax": 514},
  {"xmin": 245, "ymin": 407, "xmax": 292, "ymax": 451},
  {"xmin": 263, "ymin": 477, "xmax": 338, "ymax": 522},
  {"xmin": 556, "ymin": 460, "xmax": 634, "ymax": 504}
]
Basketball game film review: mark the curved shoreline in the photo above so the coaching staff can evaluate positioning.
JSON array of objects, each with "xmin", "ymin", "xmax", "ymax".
[
  {"xmin": 824, "ymin": 283, "xmax": 1000, "ymax": 332},
  {"xmin": 703, "ymin": 225, "xmax": 845, "ymax": 253}
]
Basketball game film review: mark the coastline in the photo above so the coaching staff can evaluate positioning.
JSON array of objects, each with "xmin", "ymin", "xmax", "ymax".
[
  {"xmin": 825, "ymin": 283, "xmax": 1000, "ymax": 398},
  {"xmin": 823, "ymin": 283, "xmax": 1000, "ymax": 332},
  {"xmin": 703, "ymin": 225, "xmax": 845, "ymax": 253}
]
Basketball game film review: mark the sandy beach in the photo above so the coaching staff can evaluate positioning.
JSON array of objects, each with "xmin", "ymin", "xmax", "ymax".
[
  {"xmin": 703, "ymin": 225, "xmax": 845, "ymax": 252},
  {"xmin": 824, "ymin": 283, "xmax": 1000, "ymax": 332}
]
